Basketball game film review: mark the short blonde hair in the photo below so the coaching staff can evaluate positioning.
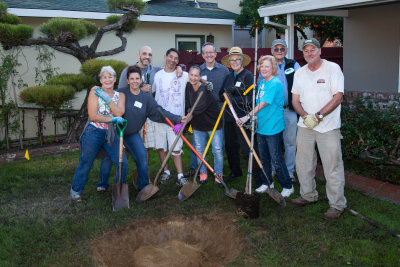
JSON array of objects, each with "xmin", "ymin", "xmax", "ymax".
[
  {"xmin": 99, "ymin": 65, "xmax": 116, "ymax": 78},
  {"xmin": 257, "ymin": 55, "xmax": 278, "ymax": 76}
]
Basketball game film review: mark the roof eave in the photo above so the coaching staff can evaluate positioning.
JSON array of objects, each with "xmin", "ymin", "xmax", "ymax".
[
  {"xmin": 258, "ymin": 0, "xmax": 397, "ymax": 17},
  {"xmin": 8, "ymin": 8, "xmax": 235, "ymax": 25}
]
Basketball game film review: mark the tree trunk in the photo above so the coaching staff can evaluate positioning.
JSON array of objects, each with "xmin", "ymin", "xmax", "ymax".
[{"xmin": 66, "ymin": 89, "xmax": 90, "ymax": 144}]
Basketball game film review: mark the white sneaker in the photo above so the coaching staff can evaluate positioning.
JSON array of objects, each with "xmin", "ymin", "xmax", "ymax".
[
  {"xmin": 256, "ymin": 184, "xmax": 268, "ymax": 193},
  {"xmin": 269, "ymin": 182, "xmax": 274, "ymax": 189},
  {"xmin": 177, "ymin": 177, "xmax": 188, "ymax": 186},
  {"xmin": 281, "ymin": 186, "xmax": 294, "ymax": 198}
]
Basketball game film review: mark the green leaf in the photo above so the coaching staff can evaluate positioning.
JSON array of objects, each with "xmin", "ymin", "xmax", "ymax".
[
  {"xmin": 19, "ymin": 84, "xmax": 75, "ymax": 109},
  {"xmin": 39, "ymin": 18, "xmax": 97, "ymax": 41}
]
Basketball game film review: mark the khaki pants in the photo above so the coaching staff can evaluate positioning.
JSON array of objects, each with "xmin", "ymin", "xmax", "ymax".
[{"xmin": 296, "ymin": 127, "xmax": 347, "ymax": 211}]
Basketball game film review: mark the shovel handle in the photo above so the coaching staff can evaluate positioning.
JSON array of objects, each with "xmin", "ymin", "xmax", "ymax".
[
  {"xmin": 153, "ymin": 91, "xmax": 204, "ymax": 185},
  {"xmin": 223, "ymin": 93, "xmax": 267, "ymax": 178},
  {"xmin": 192, "ymin": 101, "xmax": 227, "ymax": 183}
]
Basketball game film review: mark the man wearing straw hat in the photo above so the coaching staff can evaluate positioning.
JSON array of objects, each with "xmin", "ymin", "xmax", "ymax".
[
  {"xmin": 219, "ymin": 47, "xmax": 261, "ymax": 185},
  {"xmin": 290, "ymin": 38, "xmax": 346, "ymax": 219},
  {"xmin": 270, "ymin": 39, "xmax": 301, "ymax": 183}
]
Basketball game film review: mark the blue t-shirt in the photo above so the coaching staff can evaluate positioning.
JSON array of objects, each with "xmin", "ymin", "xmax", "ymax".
[{"xmin": 256, "ymin": 76, "xmax": 285, "ymax": 136}]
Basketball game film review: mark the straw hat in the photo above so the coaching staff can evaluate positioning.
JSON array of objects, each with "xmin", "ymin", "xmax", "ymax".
[{"xmin": 221, "ymin": 47, "xmax": 251, "ymax": 68}]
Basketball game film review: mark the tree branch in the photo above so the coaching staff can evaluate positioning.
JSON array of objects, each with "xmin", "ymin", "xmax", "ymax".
[{"xmin": 93, "ymin": 30, "xmax": 127, "ymax": 58}]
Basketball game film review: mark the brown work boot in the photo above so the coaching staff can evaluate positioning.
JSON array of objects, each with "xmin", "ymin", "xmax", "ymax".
[
  {"xmin": 290, "ymin": 196, "xmax": 316, "ymax": 207},
  {"xmin": 323, "ymin": 207, "xmax": 344, "ymax": 220}
]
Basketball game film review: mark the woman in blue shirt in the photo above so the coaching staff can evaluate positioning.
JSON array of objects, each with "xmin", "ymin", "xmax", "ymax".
[{"xmin": 237, "ymin": 55, "xmax": 294, "ymax": 198}]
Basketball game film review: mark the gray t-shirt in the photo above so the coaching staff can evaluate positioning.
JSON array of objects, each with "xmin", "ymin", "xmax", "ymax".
[{"xmin": 118, "ymin": 64, "xmax": 162, "ymax": 89}]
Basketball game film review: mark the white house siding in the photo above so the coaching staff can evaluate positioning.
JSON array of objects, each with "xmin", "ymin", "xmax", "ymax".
[{"xmin": 344, "ymin": 3, "xmax": 400, "ymax": 93}]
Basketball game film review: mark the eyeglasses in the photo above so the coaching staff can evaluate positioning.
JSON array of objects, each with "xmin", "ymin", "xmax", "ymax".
[
  {"xmin": 228, "ymin": 58, "xmax": 242, "ymax": 63},
  {"xmin": 273, "ymin": 47, "xmax": 286, "ymax": 52}
]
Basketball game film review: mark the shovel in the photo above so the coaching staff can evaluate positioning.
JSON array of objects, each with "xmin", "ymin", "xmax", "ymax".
[
  {"xmin": 224, "ymin": 93, "xmax": 286, "ymax": 206},
  {"xmin": 162, "ymin": 112, "xmax": 238, "ymax": 199},
  {"xmin": 112, "ymin": 121, "xmax": 129, "ymax": 211},
  {"xmin": 136, "ymin": 91, "xmax": 204, "ymax": 203},
  {"xmin": 178, "ymin": 101, "xmax": 227, "ymax": 201}
]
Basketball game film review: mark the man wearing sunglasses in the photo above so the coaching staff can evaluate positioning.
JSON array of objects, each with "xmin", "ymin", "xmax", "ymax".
[{"xmin": 270, "ymin": 39, "xmax": 301, "ymax": 184}]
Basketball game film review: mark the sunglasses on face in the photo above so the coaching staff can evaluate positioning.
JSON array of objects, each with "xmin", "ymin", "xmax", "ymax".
[{"xmin": 273, "ymin": 47, "xmax": 286, "ymax": 52}]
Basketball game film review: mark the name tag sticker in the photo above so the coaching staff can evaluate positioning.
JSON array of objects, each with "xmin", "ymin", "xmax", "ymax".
[
  {"xmin": 285, "ymin": 68, "xmax": 294, "ymax": 74},
  {"xmin": 317, "ymin": 79, "xmax": 325, "ymax": 83},
  {"xmin": 235, "ymin": 81, "xmax": 241, "ymax": 87},
  {"xmin": 202, "ymin": 75, "xmax": 207, "ymax": 80},
  {"xmin": 134, "ymin": 101, "xmax": 142, "ymax": 108}
]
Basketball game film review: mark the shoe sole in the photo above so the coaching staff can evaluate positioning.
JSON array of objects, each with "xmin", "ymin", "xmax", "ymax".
[{"xmin": 291, "ymin": 200, "xmax": 317, "ymax": 207}]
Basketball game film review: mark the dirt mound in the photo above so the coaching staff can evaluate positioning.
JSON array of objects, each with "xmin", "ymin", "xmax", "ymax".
[{"xmin": 91, "ymin": 213, "xmax": 244, "ymax": 267}]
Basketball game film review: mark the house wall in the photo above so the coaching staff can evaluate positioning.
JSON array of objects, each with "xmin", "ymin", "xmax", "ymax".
[
  {"xmin": 1, "ymin": 17, "xmax": 232, "ymax": 140},
  {"xmin": 344, "ymin": 3, "xmax": 400, "ymax": 93}
]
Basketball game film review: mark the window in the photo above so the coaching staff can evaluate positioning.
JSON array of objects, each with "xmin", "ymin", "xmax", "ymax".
[{"xmin": 175, "ymin": 35, "xmax": 205, "ymax": 52}]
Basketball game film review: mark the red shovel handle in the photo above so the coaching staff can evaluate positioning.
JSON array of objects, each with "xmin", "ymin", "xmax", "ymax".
[{"xmin": 164, "ymin": 116, "xmax": 215, "ymax": 174}]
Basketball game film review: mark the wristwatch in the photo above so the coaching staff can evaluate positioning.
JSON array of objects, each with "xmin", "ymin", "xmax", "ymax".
[{"xmin": 317, "ymin": 112, "xmax": 323, "ymax": 121}]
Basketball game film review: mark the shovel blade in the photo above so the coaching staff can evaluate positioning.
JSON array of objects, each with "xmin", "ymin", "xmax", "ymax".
[
  {"xmin": 112, "ymin": 183, "xmax": 129, "ymax": 211},
  {"xmin": 266, "ymin": 187, "xmax": 286, "ymax": 207},
  {"xmin": 135, "ymin": 184, "xmax": 159, "ymax": 203},
  {"xmin": 226, "ymin": 188, "xmax": 238, "ymax": 199},
  {"xmin": 178, "ymin": 182, "xmax": 200, "ymax": 201}
]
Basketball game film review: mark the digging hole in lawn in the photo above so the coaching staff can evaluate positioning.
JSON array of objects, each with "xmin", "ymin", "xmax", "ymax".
[{"xmin": 91, "ymin": 213, "xmax": 244, "ymax": 267}]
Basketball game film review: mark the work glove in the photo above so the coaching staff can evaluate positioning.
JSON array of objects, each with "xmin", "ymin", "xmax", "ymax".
[
  {"xmin": 206, "ymin": 82, "xmax": 213, "ymax": 91},
  {"xmin": 303, "ymin": 114, "xmax": 319, "ymax": 129},
  {"xmin": 95, "ymin": 88, "xmax": 112, "ymax": 103},
  {"xmin": 111, "ymin": 116, "xmax": 126, "ymax": 125},
  {"xmin": 172, "ymin": 122, "xmax": 184, "ymax": 135}
]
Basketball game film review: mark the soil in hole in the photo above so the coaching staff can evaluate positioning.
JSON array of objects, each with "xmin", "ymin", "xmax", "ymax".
[{"xmin": 91, "ymin": 213, "xmax": 244, "ymax": 267}]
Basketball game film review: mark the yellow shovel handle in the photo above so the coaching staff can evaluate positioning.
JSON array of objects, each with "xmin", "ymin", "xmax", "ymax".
[{"xmin": 203, "ymin": 101, "xmax": 226, "ymax": 156}]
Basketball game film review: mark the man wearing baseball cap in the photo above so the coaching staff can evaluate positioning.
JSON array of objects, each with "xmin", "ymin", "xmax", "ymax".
[
  {"xmin": 267, "ymin": 39, "xmax": 301, "ymax": 185},
  {"xmin": 290, "ymin": 38, "xmax": 347, "ymax": 219},
  {"xmin": 219, "ymin": 47, "xmax": 261, "ymax": 185}
]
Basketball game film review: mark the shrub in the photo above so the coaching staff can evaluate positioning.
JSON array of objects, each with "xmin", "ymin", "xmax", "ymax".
[
  {"xmin": 0, "ymin": 23, "xmax": 33, "ymax": 49},
  {"xmin": 47, "ymin": 73, "xmax": 96, "ymax": 92},
  {"xmin": 341, "ymin": 96, "xmax": 400, "ymax": 166},
  {"xmin": 19, "ymin": 84, "xmax": 75, "ymax": 109},
  {"xmin": 0, "ymin": 13, "xmax": 22, "ymax": 25},
  {"xmin": 105, "ymin": 15, "xmax": 140, "ymax": 33},
  {"xmin": 80, "ymin": 59, "xmax": 128, "ymax": 86},
  {"xmin": 0, "ymin": 2, "xmax": 6, "ymax": 15},
  {"xmin": 39, "ymin": 18, "xmax": 97, "ymax": 41}
]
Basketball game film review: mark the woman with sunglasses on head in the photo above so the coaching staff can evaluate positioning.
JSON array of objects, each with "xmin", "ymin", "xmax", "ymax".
[{"xmin": 237, "ymin": 55, "xmax": 294, "ymax": 198}]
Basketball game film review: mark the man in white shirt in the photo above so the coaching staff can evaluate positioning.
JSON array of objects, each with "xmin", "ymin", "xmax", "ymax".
[
  {"xmin": 153, "ymin": 48, "xmax": 189, "ymax": 186},
  {"xmin": 290, "ymin": 38, "xmax": 347, "ymax": 220}
]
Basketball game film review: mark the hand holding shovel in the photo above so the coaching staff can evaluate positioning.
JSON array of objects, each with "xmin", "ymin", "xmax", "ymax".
[
  {"xmin": 135, "ymin": 91, "xmax": 204, "ymax": 203},
  {"xmin": 224, "ymin": 92, "xmax": 286, "ymax": 206}
]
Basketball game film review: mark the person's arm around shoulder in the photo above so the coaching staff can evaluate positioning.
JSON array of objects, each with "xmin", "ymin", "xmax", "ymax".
[{"xmin": 118, "ymin": 67, "xmax": 128, "ymax": 89}]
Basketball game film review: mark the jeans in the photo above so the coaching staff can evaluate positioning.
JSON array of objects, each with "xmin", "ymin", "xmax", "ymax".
[
  {"xmin": 189, "ymin": 137, "xmax": 198, "ymax": 169},
  {"xmin": 271, "ymin": 109, "xmax": 297, "ymax": 175},
  {"xmin": 99, "ymin": 133, "xmax": 150, "ymax": 190},
  {"xmin": 193, "ymin": 128, "xmax": 224, "ymax": 175},
  {"xmin": 257, "ymin": 132, "xmax": 292, "ymax": 189},
  {"xmin": 70, "ymin": 124, "xmax": 128, "ymax": 195}
]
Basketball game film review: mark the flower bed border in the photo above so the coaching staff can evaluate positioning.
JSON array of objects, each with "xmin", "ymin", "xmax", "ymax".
[{"xmin": 316, "ymin": 165, "xmax": 400, "ymax": 204}]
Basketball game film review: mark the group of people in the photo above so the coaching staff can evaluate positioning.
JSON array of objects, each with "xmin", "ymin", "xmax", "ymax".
[{"xmin": 70, "ymin": 37, "xmax": 347, "ymax": 219}]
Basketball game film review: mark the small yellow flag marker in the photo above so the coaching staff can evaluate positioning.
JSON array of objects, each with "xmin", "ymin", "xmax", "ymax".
[
  {"xmin": 188, "ymin": 125, "xmax": 193, "ymax": 134},
  {"xmin": 25, "ymin": 149, "xmax": 30, "ymax": 160}
]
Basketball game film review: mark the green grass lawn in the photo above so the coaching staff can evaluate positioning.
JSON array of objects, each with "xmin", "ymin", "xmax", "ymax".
[{"xmin": 0, "ymin": 137, "xmax": 399, "ymax": 266}]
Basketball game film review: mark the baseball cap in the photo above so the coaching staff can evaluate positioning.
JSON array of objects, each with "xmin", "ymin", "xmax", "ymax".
[
  {"xmin": 272, "ymin": 39, "xmax": 287, "ymax": 48},
  {"xmin": 303, "ymin": 38, "xmax": 321, "ymax": 49}
]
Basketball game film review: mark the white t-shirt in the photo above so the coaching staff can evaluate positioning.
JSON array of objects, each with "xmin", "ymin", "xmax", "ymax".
[
  {"xmin": 291, "ymin": 59, "xmax": 344, "ymax": 133},
  {"xmin": 153, "ymin": 69, "xmax": 188, "ymax": 116}
]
